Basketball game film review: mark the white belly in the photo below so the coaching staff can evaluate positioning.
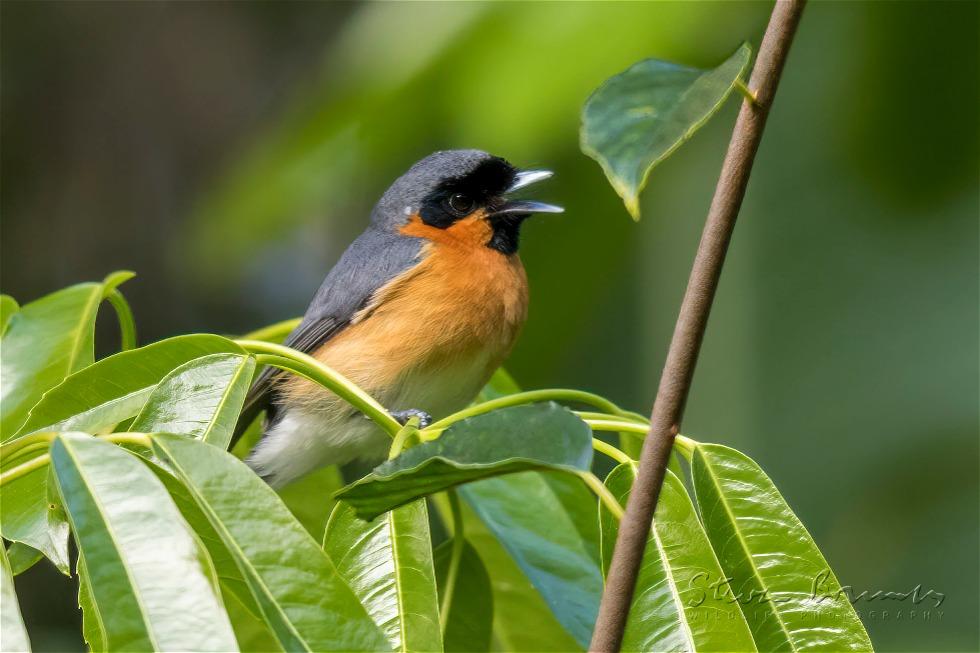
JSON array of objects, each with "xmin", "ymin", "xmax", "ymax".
[{"xmin": 246, "ymin": 353, "xmax": 493, "ymax": 488}]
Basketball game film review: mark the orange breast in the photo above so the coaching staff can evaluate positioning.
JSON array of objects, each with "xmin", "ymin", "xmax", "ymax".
[{"xmin": 280, "ymin": 213, "xmax": 528, "ymax": 410}]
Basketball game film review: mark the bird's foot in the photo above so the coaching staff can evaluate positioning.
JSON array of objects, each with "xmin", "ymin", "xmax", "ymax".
[{"xmin": 390, "ymin": 408, "xmax": 433, "ymax": 429}]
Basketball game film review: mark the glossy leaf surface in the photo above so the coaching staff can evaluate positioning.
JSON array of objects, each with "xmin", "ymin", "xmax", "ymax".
[
  {"xmin": 337, "ymin": 403, "xmax": 593, "ymax": 519},
  {"xmin": 150, "ymin": 434, "xmax": 389, "ymax": 652},
  {"xmin": 1, "ymin": 542, "xmax": 31, "ymax": 653},
  {"xmin": 17, "ymin": 334, "xmax": 244, "ymax": 435},
  {"xmin": 50, "ymin": 433, "xmax": 238, "ymax": 652},
  {"xmin": 581, "ymin": 44, "xmax": 751, "ymax": 219},
  {"xmin": 131, "ymin": 353, "xmax": 255, "ymax": 449},
  {"xmin": 447, "ymin": 493, "xmax": 582, "ymax": 652},
  {"xmin": 0, "ymin": 463, "xmax": 70, "ymax": 574},
  {"xmin": 324, "ymin": 500, "xmax": 442, "ymax": 652},
  {"xmin": 77, "ymin": 554, "xmax": 106, "ymax": 652},
  {"xmin": 0, "ymin": 294, "xmax": 18, "ymax": 336},
  {"xmin": 600, "ymin": 464, "xmax": 756, "ymax": 652},
  {"xmin": 460, "ymin": 472, "xmax": 602, "ymax": 650},
  {"xmin": 693, "ymin": 443, "xmax": 873, "ymax": 651},
  {"xmin": 433, "ymin": 539, "xmax": 493, "ymax": 653},
  {"xmin": 1, "ymin": 272, "xmax": 133, "ymax": 438},
  {"xmin": 5, "ymin": 542, "xmax": 42, "ymax": 576}
]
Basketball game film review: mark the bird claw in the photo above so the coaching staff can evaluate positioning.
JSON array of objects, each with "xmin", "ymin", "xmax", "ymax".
[{"xmin": 390, "ymin": 408, "xmax": 433, "ymax": 429}]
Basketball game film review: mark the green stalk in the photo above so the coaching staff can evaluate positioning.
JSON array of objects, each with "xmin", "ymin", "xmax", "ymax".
[
  {"xmin": 105, "ymin": 289, "xmax": 137, "ymax": 351},
  {"xmin": 584, "ymin": 419, "xmax": 697, "ymax": 460},
  {"xmin": 440, "ymin": 489, "xmax": 465, "ymax": 633},
  {"xmin": 575, "ymin": 411, "xmax": 648, "ymax": 424},
  {"xmin": 0, "ymin": 454, "xmax": 50, "ymax": 486},
  {"xmin": 579, "ymin": 471, "xmax": 624, "ymax": 520},
  {"xmin": 240, "ymin": 340, "xmax": 401, "ymax": 437},
  {"xmin": 240, "ymin": 317, "xmax": 301, "ymax": 343},
  {"xmin": 425, "ymin": 389, "xmax": 634, "ymax": 433},
  {"xmin": 592, "ymin": 438, "xmax": 634, "ymax": 466},
  {"xmin": 388, "ymin": 419, "xmax": 419, "ymax": 459},
  {"xmin": 1, "ymin": 432, "xmax": 57, "ymax": 461}
]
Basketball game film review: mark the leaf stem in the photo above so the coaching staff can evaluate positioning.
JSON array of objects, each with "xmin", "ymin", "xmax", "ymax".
[
  {"xmin": 1, "ymin": 432, "xmax": 57, "ymax": 461},
  {"xmin": 105, "ymin": 289, "xmax": 137, "ymax": 351},
  {"xmin": 239, "ymin": 340, "xmax": 401, "ymax": 436},
  {"xmin": 592, "ymin": 438, "xmax": 634, "ymax": 466},
  {"xmin": 388, "ymin": 419, "xmax": 419, "ymax": 459},
  {"xmin": 575, "ymin": 411, "xmax": 648, "ymax": 424},
  {"xmin": 239, "ymin": 318, "xmax": 301, "ymax": 343},
  {"xmin": 440, "ymin": 489, "xmax": 465, "ymax": 632},
  {"xmin": 579, "ymin": 472, "xmax": 624, "ymax": 520},
  {"xmin": 0, "ymin": 454, "xmax": 50, "ymax": 486},
  {"xmin": 425, "ymin": 389, "xmax": 635, "ymax": 433},
  {"xmin": 734, "ymin": 79, "xmax": 759, "ymax": 106}
]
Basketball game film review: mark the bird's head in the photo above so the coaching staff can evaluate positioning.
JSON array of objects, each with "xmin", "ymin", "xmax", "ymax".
[{"xmin": 371, "ymin": 149, "xmax": 562, "ymax": 255}]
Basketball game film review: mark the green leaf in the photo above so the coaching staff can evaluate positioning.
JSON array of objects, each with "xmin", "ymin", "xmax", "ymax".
[
  {"xmin": 581, "ymin": 44, "xmax": 752, "ymax": 219},
  {"xmin": 460, "ymin": 472, "xmax": 601, "ymax": 650},
  {"xmin": 1, "ymin": 541, "xmax": 31, "ymax": 653},
  {"xmin": 150, "ymin": 434, "xmax": 390, "ymax": 652},
  {"xmin": 692, "ymin": 443, "xmax": 874, "ymax": 651},
  {"xmin": 0, "ymin": 294, "xmax": 19, "ymax": 337},
  {"xmin": 433, "ymin": 539, "xmax": 492, "ymax": 653},
  {"xmin": 442, "ymin": 492, "xmax": 582, "ymax": 652},
  {"xmin": 131, "ymin": 353, "xmax": 256, "ymax": 450},
  {"xmin": 50, "ymin": 433, "xmax": 238, "ymax": 652},
  {"xmin": 223, "ymin": 588, "xmax": 284, "ymax": 653},
  {"xmin": 324, "ymin": 500, "xmax": 442, "ymax": 652},
  {"xmin": 1, "ymin": 272, "xmax": 134, "ymax": 439},
  {"xmin": 77, "ymin": 553, "xmax": 107, "ymax": 653},
  {"xmin": 17, "ymin": 334, "xmax": 244, "ymax": 436},
  {"xmin": 0, "ymin": 463, "xmax": 70, "ymax": 574},
  {"xmin": 337, "ymin": 403, "xmax": 593, "ymax": 520},
  {"xmin": 277, "ymin": 464, "xmax": 345, "ymax": 538},
  {"xmin": 474, "ymin": 367, "xmax": 521, "ymax": 402},
  {"xmin": 599, "ymin": 464, "xmax": 756, "ymax": 652},
  {"xmin": 5, "ymin": 542, "xmax": 42, "ymax": 576}
]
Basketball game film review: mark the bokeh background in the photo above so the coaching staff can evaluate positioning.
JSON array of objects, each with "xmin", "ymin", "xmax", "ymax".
[{"xmin": 2, "ymin": 2, "xmax": 977, "ymax": 651}]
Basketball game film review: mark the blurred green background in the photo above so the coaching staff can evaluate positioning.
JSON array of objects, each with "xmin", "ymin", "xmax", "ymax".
[{"xmin": 2, "ymin": 2, "xmax": 976, "ymax": 651}]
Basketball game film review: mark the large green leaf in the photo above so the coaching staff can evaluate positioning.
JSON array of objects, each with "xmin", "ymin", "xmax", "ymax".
[
  {"xmin": 77, "ymin": 553, "xmax": 106, "ymax": 652},
  {"xmin": 50, "ymin": 433, "xmax": 238, "ymax": 652},
  {"xmin": 324, "ymin": 500, "xmax": 442, "ymax": 652},
  {"xmin": 277, "ymin": 464, "xmax": 345, "ymax": 538},
  {"xmin": 5, "ymin": 542, "xmax": 42, "ymax": 576},
  {"xmin": 337, "ymin": 403, "xmax": 593, "ymax": 520},
  {"xmin": 692, "ymin": 443, "xmax": 873, "ymax": 651},
  {"xmin": 433, "ymin": 539, "xmax": 493, "ymax": 653},
  {"xmin": 1, "ymin": 542, "xmax": 31, "ymax": 653},
  {"xmin": 0, "ymin": 295, "xmax": 18, "ymax": 337},
  {"xmin": 131, "ymin": 353, "xmax": 255, "ymax": 450},
  {"xmin": 599, "ymin": 464, "xmax": 756, "ymax": 652},
  {"xmin": 17, "ymin": 334, "xmax": 244, "ymax": 436},
  {"xmin": 1, "ymin": 272, "xmax": 133, "ymax": 439},
  {"xmin": 150, "ymin": 434, "xmax": 390, "ymax": 652},
  {"xmin": 581, "ymin": 44, "xmax": 751, "ymax": 219},
  {"xmin": 0, "ymin": 463, "xmax": 70, "ymax": 574},
  {"xmin": 441, "ymin": 493, "xmax": 581, "ymax": 652},
  {"xmin": 460, "ymin": 472, "xmax": 601, "ymax": 650}
]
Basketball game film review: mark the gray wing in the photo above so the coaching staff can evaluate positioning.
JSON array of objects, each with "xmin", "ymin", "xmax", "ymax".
[{"xmin": 232, "ymin": 227, "xmax": 423, "ymax": 446}]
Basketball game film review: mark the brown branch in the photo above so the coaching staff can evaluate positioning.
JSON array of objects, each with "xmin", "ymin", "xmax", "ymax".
[{"xmin": 588, "ymin": 2, "xmax": 807, "ymax": 651}]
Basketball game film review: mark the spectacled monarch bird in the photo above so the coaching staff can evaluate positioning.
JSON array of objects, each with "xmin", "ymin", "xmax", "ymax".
[{"xmin": 233, "ymin": 149, "xmax": 562, "ymax": 487}]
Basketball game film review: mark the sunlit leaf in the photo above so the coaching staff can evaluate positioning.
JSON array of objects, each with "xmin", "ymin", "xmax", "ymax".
[
  {"xmin": 150, "ymin": 434, "xmax": 389, "ymax": 652},
  {"xmin": 692, "ymin": 443, "xmax": 873, "ymax": 651},
  {"xmin": 1, "ymin": 272, "xmax": 134, "ymax": 439},
  {"xmin": 0, "ymin": 295, "xmax": 18, "ymax": 337},
  {"xmin": 599, "ymin": 464, "xmax": 756, "ymax": 652},
  {"xmin": 337, "ymin": 403, "xmax": 593, "ymax": 520},
  {"xmin": 324, "ymin": 500, "xmax": 442, "ymax": 652},
  {"xmin": 131, "ymin": 353, "xmax": 256, "ymax": 450},
  {"xmin": 5, "ymin": 542, "xmax": 42, "ymax": 576},
  {"xmin": 17, "ymin": 334, "xmax": 244, "ymax": 436},
  {"xmin": 0, "ymin": 463, "xmax": 70, "ymax": 574},
  {"xmin": 433, "ymin": 539, "xmax": 492, "ymax": 653},
  {"xmin": 1, "ymin": 541, "xmax": 31, "ymax": 653},
  {"xmin": 50, "ymin": 433, "xmax": 238, "ymax": 651},
  {"xmin": 581, "ymin": 44, "xmax": 751, "ymax": 219}
]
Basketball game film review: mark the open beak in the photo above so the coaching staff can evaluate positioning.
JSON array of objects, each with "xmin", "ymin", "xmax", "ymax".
[{"xmin": 491, "ymin": 169, "xmax": 564, "ymax": 217}]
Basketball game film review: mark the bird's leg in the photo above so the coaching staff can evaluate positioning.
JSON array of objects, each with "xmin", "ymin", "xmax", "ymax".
[{"xmin": 390, "ymin": 408, "xmax": 433, "ymax": 429}]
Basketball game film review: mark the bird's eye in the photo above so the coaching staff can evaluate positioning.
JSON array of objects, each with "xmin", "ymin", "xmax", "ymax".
[{"xmin": 448, "ymin": 193, "xmax": 475, "ymax": 215}]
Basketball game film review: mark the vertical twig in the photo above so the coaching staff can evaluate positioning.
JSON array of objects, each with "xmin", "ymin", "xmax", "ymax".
[{"xmin": 589, "ymin": 2, "xmax": 807, "ymax": 651}]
